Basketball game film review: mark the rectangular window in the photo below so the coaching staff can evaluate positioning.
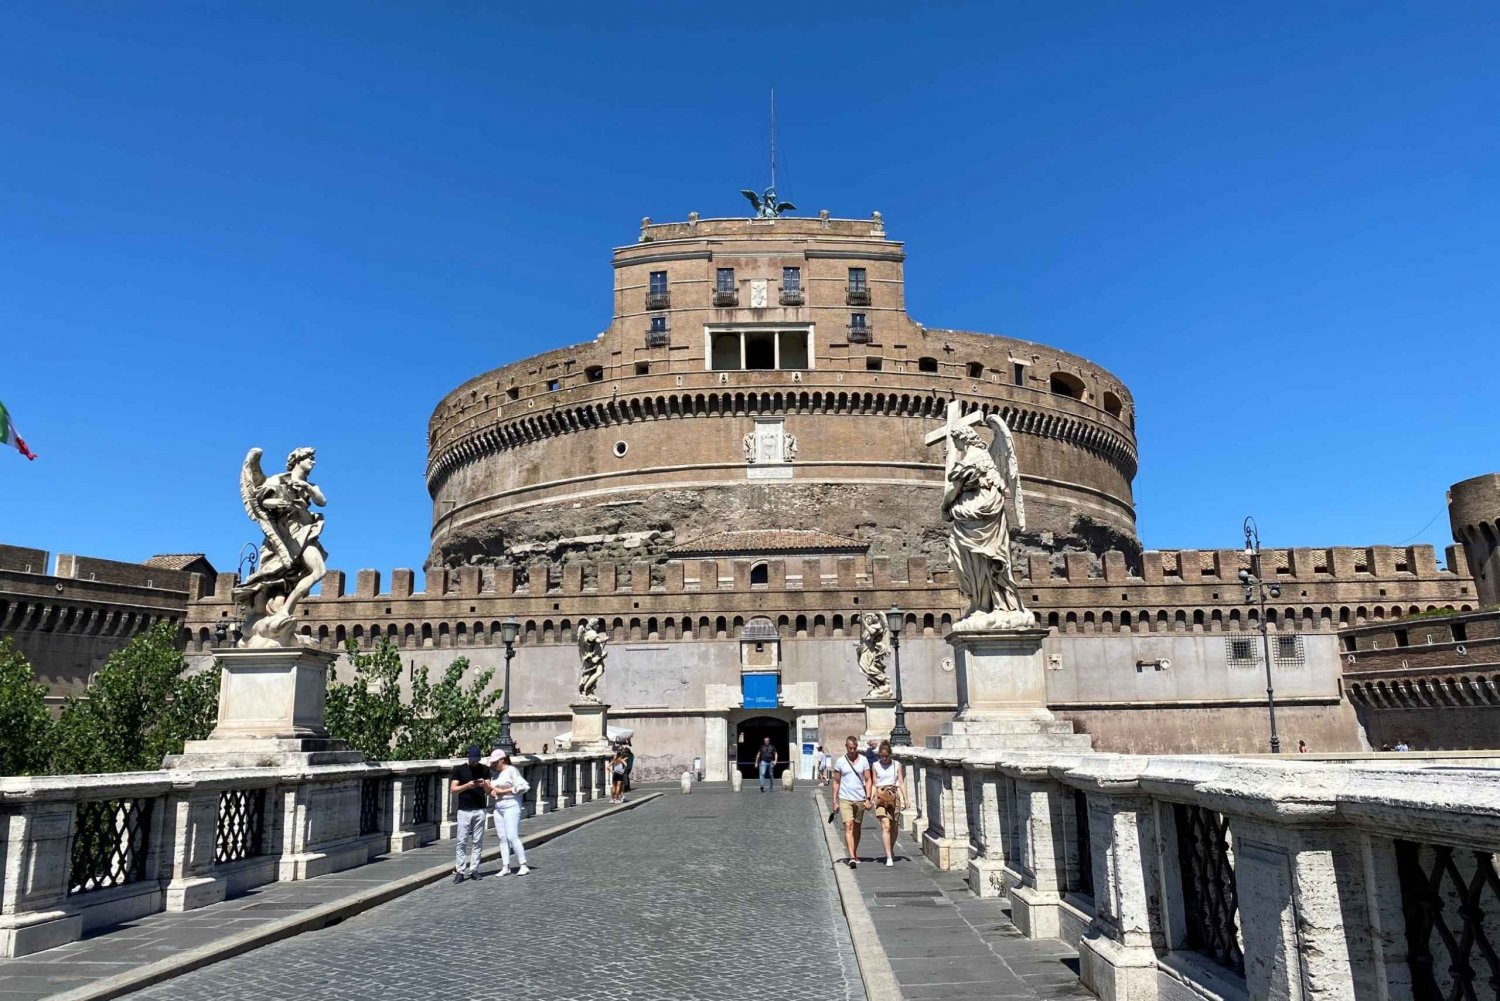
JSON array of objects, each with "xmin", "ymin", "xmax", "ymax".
[
  {"xmin": 967, "ymin": 361, "xmax": 984, "ymax": 379},
  {"xmin": 850, "ymin": 312, "xmax": 867, "ymax": 330},
  {"xmin": 866, "ymin": 357, "xmax": 883, "ymax": 371},
  {"xmin": 716, "ymin": 268, "xmax": 735, "ymax": 293},
  {"xmin": 782, "ymin": 266, "xmax": 801, "ymax": 292},
  {"xmin": 778, "ymin": 330, "xmax": 809, "ymax": 369},
  {"xmin": 634, "ymin": 361, "xmax": 649, "ymax": 375},
  {"xmin": 650, "ymin": 315, "xmax": 667, "ymax": 333},
  {"xmin": 506, "ymin": 387, "xmax": 519, "ymax": 401},
  {"xmin": 1394, "ymin": 628, "xmax": 1409, "ymax": 648},
  {"xmin": 1014, "ymin": 362, "xmax": 1026, "ymax": 386},
  {"xmin": 649, "ymin": 271, "xmax": 667, "ymax": 295},
  {"xmin": 848, "ymin": 267, "xmax": 867, "ymax": 292},
  {"xmin": 1453, "ymin": 621, "xmax": 1468, "ymax": 642},
  {"xmin": 546, "ymin": 379, "xmax": 559, "ymax": 392}
]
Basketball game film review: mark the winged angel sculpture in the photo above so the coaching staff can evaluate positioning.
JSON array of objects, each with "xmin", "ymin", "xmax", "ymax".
[
  {"xmin": 576, "ymin": 617, "xmax": 608, "ymax": 703},
  {"xmin": 741, "ymin": 186, "xmax": 795, "ymax": 219},
  {"xmin": 855, "ymin": 611, "xmax": 894, "ymax": 699},
  {"xmin": 231, "ymin": 447, "xmax": 328, "ymax": 648},
  {"xmin": 941, "ymin": 415, "xmax": 1036, "ymax": 631}
]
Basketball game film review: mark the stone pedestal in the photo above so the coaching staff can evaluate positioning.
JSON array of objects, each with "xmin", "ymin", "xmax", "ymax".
[
  {"xmin": 860, "ymin": 697, "xmax": 897, "ymax": 744},
  {"xmin": 566, "ymin": 701, "xmax": 611, "ymax": 751},
  {"xmin": 166, "ymin": 647, "xmax": 362, "ymax": 768},
  {"xmin": 929, "ymin": 628, "xmax": 1093, "ymax": 752}
]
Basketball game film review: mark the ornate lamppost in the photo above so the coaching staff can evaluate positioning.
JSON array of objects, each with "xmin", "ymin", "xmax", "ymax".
[
  {"xmin": 885, "ymin": 606, "xmax": 912, "ymax": 747},
  {"xmin": 496, "ymin": 618, "xmax": 520, "ymax": 755},
  {"xmin": 1239, "ymin": 517, "xmax": 1282, "ymax": 754}
]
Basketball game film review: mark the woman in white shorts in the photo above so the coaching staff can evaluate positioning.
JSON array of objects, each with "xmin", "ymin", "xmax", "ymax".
[{"xmin": 486, "ymin": 749, "xmax": 530, "ymax": 875}]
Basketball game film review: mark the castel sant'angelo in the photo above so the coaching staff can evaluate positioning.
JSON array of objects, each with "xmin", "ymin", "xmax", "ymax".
[{"xmin": 166, "ymin": 204, "xmax": 1487, "ymax": 779}]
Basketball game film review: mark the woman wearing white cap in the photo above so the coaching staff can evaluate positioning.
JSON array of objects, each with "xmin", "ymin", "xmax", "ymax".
[{"xmin": 486, "ymin": 749, "xmax": 531, "ymax": 875}]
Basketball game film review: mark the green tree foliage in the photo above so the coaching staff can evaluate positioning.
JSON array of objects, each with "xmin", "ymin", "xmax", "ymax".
[
  {"xmin": 50, "ymin": 622, "xmax": 220, "ymax": 773},
  {"xmin": 0, "ymin": 638, "xmax": 55, "ymax": 776},
  {"xmin": 324, "ymin": 639, "xmax": 502, "ymax": 761}
]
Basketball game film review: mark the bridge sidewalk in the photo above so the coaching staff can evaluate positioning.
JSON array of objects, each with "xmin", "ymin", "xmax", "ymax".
[
  {"xmin": 0, "ymin": 795, "xmax": 651, "ymax": 1001},
  {"xmin": 822, "ymin": 799, "xmax": 1092, "ymax": 1000}
]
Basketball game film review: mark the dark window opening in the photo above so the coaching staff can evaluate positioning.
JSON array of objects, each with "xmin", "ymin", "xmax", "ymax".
[
  {"xmin": 1453, "ymin": 621, "xmax": 1468, "ymax": 642},
  {"xmin": 585, "ymin": 366, "xmax": 604, "ymax": 382},
  {"xmin": 918, "ymin": 356, "xmax": 938, "ymax": 373},
  {"xmin": 1394, "ymin": 628, "xmax": 1409, "ymax": 648},
  {"xmin": 711, "ymin": 333, "xmax": 740, "ymax": 371},
  {"xmin": 546, "ymin": 379, "xmax": 559, "ymax": 392},
  {"xmin": 1050, "ymin": 371, "xmax": 1086, "ymax": 399},
  {"xmin": 967, "ymin": 361, "xmax": 984, "ymax": 379},
  {"xmin": 506, "ymin": 387, "xmax": 519, "ymax": 401},
  {"xmin": 1103, "ymin": 391, "xmax": 1123, "ymax": 418},
  {"xmin": 745, "ymin": 333, "xmax": 776, "ymax": 370},
  {"xmin": 750, "ymin": 563, "xmax": 769, "ymax": 585},
  {"xmin": 778, "ymin": 330, "xmax": 809, "ymax": 369},
  {"xmin": 634, "ymin": 361, "xmax": 649, "ymax": 375},
  {"xmin": 1013, "ymin": 363, "xmax": 1026, "ymax": 386},
  {"xmin": 847, "ymin": 267, "xmax": 867, "ymax": 291},
  {"xmin": 866, "ymin": 357, "xmax": 883, "ymax": 371}
]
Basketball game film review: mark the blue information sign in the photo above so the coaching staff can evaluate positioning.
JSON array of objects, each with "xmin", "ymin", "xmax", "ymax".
[{"xmin": 742, "ymin": 673, "xmax": 778, "ymax": 709}]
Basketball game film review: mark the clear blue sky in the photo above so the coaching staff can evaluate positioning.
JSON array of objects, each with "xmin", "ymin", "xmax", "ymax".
[{"xmin": 2, "ymin": 3, "xmax": 1496, "ymax": 579}]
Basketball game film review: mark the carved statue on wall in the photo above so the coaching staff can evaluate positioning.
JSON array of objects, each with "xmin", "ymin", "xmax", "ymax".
[
  {"xmin": 743, "ymin": 431, "xmax": 756, "ymax": 463},
  {"xmin": 855, "ymin": 611, "xmax": 894, "ymax": 698},
  {"xmin": 232, "ymin": 447, "xmax": 328, "ymax": 648},
  {"xmin": 940, "ymin": 413, "xmax": 1035, "ymax": 631},
  {"xmin": 782, "ymin": 432, "xmax": 797, "ymax": 462},
  {"xmin": 577, "ymin": 617, "xmax": 608, "ymax": 703}
]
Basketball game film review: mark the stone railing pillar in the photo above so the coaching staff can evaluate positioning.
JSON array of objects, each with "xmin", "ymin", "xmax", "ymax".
[
  {"xmin": 0, "ymin": 800, "xmax": 81, "ymax": 956},
  {"xmin": 552, "ymin": 757, "xmax": 573, "ymax": 810},
  {"xmin": 386, "ymin": 764, "xmax": 441, "ymax": 852},
  {"xmin": 1001, "ymin": 754, "xmax": 1087, "ymax": 939},
  {"xmin": 1065, "ymin": 757, "xmax": 1164, "ymax": 1001},
  {"xmin": 962, "ymin": 757, "xmax": 1009, "ymax": 898},
  {"xmin": 162, "ymin": 778, "xmax": 229, "ymax": 912},
  {"xmin": 893, "ymin": 750, "xmax": 925, "ymax": 841},
  {"xmin": 922, "ymin": 751, "xmax": 972, "ymax": 871}
]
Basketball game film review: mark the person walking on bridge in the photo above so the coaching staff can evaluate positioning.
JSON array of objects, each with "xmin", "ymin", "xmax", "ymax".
[
  {"xmin": 486, "ymin": 749, "xmax": 531, "ymax": 876},
  {"xmin": 450, "ymin": 745, "xmax": 490, "ymax": 884},
  {"xmin": 756, "ymin": 736, "xmax": 779, "ymax": 792},
  {"xmin": 831, "ymin": 735, "xmax": 874, "ymax": 868}
]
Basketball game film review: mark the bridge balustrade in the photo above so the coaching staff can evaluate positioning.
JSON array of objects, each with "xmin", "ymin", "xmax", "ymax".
[
  {"xmin": 895, "ymin": 745, "xmax": 1500, "ymax": 1001},
  {"xmin": 0, "ymin": 751, "xmax": 610, "ymax": 958}
]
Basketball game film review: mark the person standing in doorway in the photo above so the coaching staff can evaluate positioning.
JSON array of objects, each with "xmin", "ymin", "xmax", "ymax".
[
  {"xmin": 831, "ymin": 735, "xmax": 874, "ymax": 868},
  {"xmin": 757, "ymin": 736, "xmax": 779, "ymax": 792},
  {"xmin": 449, "ymin": 745, "xmax": 490, "ymax": 884},
  {"xmin": 486, "ymin": 749, "xmax": 531, "ymax": 876},
  {"xmin": 815, "ymin": 745, "xmax": 829, "ymax": 787},
  {"xmin": 872, "ymin": 741, "xmax": 905, "ymax": 867}
]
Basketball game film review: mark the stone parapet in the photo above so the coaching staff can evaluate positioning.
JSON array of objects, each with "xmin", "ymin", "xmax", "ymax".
[
  {"xmin": 898, "ymin": 745, "xmax": 1500, "ymax": 1001},
  {"xmin": 0, "ymin": 750, "xmax": 609, "ymax": 959}
]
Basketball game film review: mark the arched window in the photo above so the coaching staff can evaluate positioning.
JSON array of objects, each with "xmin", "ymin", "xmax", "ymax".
[
  {"xmin": 918, "ymin": 356, "xmax": 938, "ymax": 373},
  {"xmin": 1050, "ymin": 371, "xmax": 1086, "ymax": 399},
  {"xmin": 750, "ymin": 562, "xmax": 769, "ymax": 586},
  {"xmin": 1102, "ymin": 391, "xmax": 1122, "ymax": 418}
]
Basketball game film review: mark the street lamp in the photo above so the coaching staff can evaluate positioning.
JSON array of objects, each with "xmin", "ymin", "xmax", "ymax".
[
  {"xmin": 496, "ymin": 618, "xmax": 520, "ymax": 755},
  {"xmin": 885, "ymin": 606, "xmax": 912, "ymax": 747},
  {"xmin": 1239, "ymin": 517, "xmax": 1282, "ymax": 754}
]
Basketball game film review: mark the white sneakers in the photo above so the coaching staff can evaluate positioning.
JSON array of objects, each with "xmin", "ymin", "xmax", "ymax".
[
  {"xmin": 885, "ymin": 857, "xmax": 894, "ymax": 867},
  {"xmin": 517, "ymin": 864, "xmax": 531, "ymax": 875}
]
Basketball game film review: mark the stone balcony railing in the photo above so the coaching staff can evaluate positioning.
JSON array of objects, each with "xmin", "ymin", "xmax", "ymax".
[
  {"xmin": 895, "ymin": 746, "xmax": 1500, "ymax": 1001},
  {"xmin": 0, "ymin": 751, "xmax": 611, "ymax": 958}
]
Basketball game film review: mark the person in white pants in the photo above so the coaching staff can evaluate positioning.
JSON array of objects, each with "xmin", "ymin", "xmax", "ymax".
[{"xmin": 486, "ymin": 749, "xmax": 531, "ymax": 875}]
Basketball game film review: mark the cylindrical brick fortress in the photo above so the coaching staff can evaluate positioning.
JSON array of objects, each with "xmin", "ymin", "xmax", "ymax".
[
  {"xmin": 426, "ymin": 215, "xmax": 1139, "ymax": 568},
  {"xmin": 1449, "ymin": 472, "xmax": 1500, "ymax": 608}
]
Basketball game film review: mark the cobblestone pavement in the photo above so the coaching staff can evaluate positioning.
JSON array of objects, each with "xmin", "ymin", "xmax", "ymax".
[{"xmin": 124, "ymin": 787, "xmax": 865, "ymax": 1001}]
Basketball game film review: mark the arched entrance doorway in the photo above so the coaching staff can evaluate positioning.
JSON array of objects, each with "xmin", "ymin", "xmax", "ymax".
[{"xmin": 735, "ymin": 715, "xmax": 790, "ymax": 779}]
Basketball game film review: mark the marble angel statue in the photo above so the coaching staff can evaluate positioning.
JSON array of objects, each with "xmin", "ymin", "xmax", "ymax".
[
  {"xmin": 231, "ymin": 447, "xmax": 328, "ymax": 648},
  {"xmin": 941, "ymin": 415, "xmax": 1035, "ymax": 630},
  {"xmin": 576, "ymin": 617, "xmax": 608, "ymax": 703},
  {"xmin": 855, "ymin": 611, "xmax": 894, "ymax": 699}
]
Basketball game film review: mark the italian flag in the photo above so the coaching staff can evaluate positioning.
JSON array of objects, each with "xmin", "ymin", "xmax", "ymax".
[{"xmin": 0, "ymin": 399, "xmax": 38, "ymax": 460}]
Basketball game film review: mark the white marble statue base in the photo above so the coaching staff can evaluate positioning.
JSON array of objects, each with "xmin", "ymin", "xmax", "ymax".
[
  {"xmin": 860, "ymin": 697, "xmax": 897, "ymax": 745},
  {"xmin": 929, "ymin": 627, "xmax": 1094, "ymax": 752},
  {"xmin": 566, "ymin": 701, "xmax": 612, "ymax": 751},
  {"xmin": 165, "ymin": 646, "xmax": 362, "ymax": 768}
]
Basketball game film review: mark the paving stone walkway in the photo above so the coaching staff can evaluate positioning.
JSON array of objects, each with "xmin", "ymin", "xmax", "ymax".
[
  {"xmin": 831, "ymin": 802, "xmax": 1092, "ymax": 1000},
  {"xmin": 120, "ymin": 786, "xmax": 865, "ymax": 1001}
]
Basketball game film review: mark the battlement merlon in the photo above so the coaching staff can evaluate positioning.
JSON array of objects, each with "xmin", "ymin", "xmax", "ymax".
[
  {"xmin": 186, "ymin": 543, "xmax": 1473, "ymax": 607},
  {"xmin": 628, "ymin": 215, "xmax": 894, "ymax": 247}
]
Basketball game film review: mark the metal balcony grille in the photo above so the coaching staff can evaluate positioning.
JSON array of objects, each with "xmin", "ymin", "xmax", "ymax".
[
  {"xmin": 1073, "ymin": 789, "xmax": 1094, "ymax": 899},
  {"xmin": 359, "ymin": 776, "xmax": 388, "ymax": 836},
  {"xmin": 215, "ymin": 788, "xmax": 267, "ymax": 864},
  {"xmin": 412, "ymin": 775, "xmax": 432, "ymax": 825},
  {"xmin": 847, "ymin": 325, "xmax": 871, "ymax": 343},
  {"xmin": 645, "ymin": 291, "xmax": 670, "ymax": 309},
  {"xmin": 646, "ymin": 330, "xmax": 670, "ymax": 348},
  {"xmin": 846, "ymin": 287, "xmax": 871, "ymax": 305},
  {"xmin": 779, "ymin": 290, "xmax": 804, "ymax": 306},
  {"xmin": 1174, "ymin": 803, "xmax": 1244, "ymax": 974},
  {"xmin": 713, "ymin": 289, "xmax": 738, "ymax": 307},
  {"xmin": 69, "ymin": 797, "xmax": 153, "ymax": 895},
  {"xmin": 1397, "ymin": 839, "xmax": 1500, "ymax": 1001}
]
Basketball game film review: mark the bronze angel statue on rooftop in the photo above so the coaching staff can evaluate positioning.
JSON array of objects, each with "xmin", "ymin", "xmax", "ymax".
[
  {"xmin": 942, "ymin": 415, "xmax": 1036, "ymax": 631},
  {"xmin": 741, "ymin": 186, "xmax": 795, "ymax": 219},
  {"xmin": 231, "ymin": 447, "xmax": 328, "ymax": 648}
]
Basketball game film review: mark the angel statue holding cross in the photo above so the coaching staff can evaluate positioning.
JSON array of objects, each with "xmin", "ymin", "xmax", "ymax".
[{"xmin": 933, "ymin": 406, "xmax": 1036, "ymax": 631}]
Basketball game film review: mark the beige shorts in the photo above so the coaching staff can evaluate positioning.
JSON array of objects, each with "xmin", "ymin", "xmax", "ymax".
[
  {"xmin": 838, "ymin": 800, "xmax": 866, "ymax": 824},
  {"xmin": 875, "ymin": 788, "xmax": 902, "ymax": 818}
]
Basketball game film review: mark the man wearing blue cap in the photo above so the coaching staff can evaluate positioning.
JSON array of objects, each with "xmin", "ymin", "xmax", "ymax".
[{"xmin": 450, "ymin": 745, "xmax": 491, "ymax": 883}]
